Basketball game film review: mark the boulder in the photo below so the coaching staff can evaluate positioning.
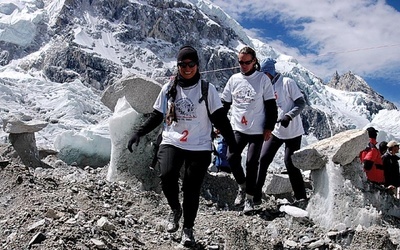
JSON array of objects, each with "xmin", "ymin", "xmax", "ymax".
[
  {"xmin": 107, "ymin": 96, "xmax": 161, "ymax": 192},
  {"xmin": 294, "ymin": 129, "xmax": 400, "ymax": 230},
  {"xmin": 101, "ymin": 75, "xmax": 162, "ymax": 113},
  {"xmin": 264, "ymin": 174, "xmax": 293, "ymax": 195},
  {"xmin": 2, "ymin": 115, "xmax": 48, "ymax": 133},
  {"xmin": 292, "ymin": 129, "xmax": 367, "ymax": 170},
  {"xmin": 2, "ymin": 115, "xmax": 50, "ymax": 168}
]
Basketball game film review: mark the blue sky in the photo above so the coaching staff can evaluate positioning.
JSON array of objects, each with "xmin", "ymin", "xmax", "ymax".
[{"xmin": 209, "ymin": 0, "xmax": 400, "ymax": 107}]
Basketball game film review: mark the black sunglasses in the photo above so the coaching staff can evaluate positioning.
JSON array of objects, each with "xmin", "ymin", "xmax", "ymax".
[
  {"xmin": 238, "ymin": 59, "xmax": 254, "ymax": 65},
  {"xmin": 178, "ymin": 61, "xmax": 197, "ymax": 68}
]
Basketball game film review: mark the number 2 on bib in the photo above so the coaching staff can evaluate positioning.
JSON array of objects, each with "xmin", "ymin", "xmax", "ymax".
[
  {"xmin": 241, "ymin": 116, "xmax": 248, "ymax": 126},
  {"xmin": 180, "ymin": 130, "xmax": 189, "ymax": 142}
]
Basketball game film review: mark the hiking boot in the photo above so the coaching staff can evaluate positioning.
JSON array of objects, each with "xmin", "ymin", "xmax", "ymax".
[
  {"xmin": 253, "ymin": 191, "xmax": 262, "ymax": 205},
  {"xmin": 181, "ymin": 227, "xmax": 195, "ymax": 247},
  {"xmin": 253, "ymin": 197, "xmax": 262, "ymax": 206},
  {"xmin": 292, "ymin": 198, "xmax": 309, "ymax": 210},
  {"xmin": 166, "ymin": 207, "xmax": 182, "ymax": 233},
  {"xmin": 243, "ymin": 198, "xmax": 255, "ymax": 215},
  {"xmin": 234, "ymin": 189, "xmax": 246, "ymax": 206}
]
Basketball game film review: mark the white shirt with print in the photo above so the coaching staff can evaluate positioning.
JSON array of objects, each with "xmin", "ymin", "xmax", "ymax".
[
  {"xmin": 221, "ymin": 71, "xmax": 275, "ymax": 134},
  {"xmin": 272, "ymin": 76, "xmax": 305, "ymax": 139},
  {"xmin": 153, "ymin": 80, "xmax": 222, "ymax": 151}
]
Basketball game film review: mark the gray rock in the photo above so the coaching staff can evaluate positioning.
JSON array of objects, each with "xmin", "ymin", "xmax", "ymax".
[
  {"xmin": 101, "ymin": 75, "xmax": 162, "ymax": 113},
  {"xmin": 9, "ymin": 133, "xmax": 50, "ymax": 168},
  {"xmin": 0, "ymin": 159, "xmax": 9, "ymax": 168},
  {"xmin": 107, "ymin": 97, "xmax": 161, "ymax": 192},
  {"xmin": 90, "ymin": 238, "xmax": 106, "ymax": 249},
  {"xmin": 28, "ymin": 232, "xmax": 46, "ymax": 247},
  {"xmin": 27, "ymin": 219, "xmax": 46, "ymax": 232},
  {"xmin": 264, "ymin": 174, "xmax": 293, "ymax": 195},
  {"xmin": 291, "ymin": 147, "xmax": 327, "ymax": 171},
  {"xmin": 97, "ymin": 217, "xmax": 115, "ymax": 231},
  {"xmin": 2, "ymin": 115, "xmax": 48, "ymax": 133},
  {"xmin": 292, "ymin": 129, "xmax": 367, "ymax": 170},
  {"xmin": 2, "ymin": 115, "xmax": 50, "ymax": 168}
]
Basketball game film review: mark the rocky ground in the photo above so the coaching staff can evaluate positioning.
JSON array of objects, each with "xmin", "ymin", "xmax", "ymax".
[{"xmin": 1, "ymin": 143, "xmax": 399, "ymax": 250}]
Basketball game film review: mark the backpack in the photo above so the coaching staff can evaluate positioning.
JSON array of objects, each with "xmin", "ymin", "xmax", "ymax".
[
  {"xmin": 213, "ymin": 135, "xmax": 231, "ymax": 173},
  {"xmin": 359, "ymin": 142, "xmax": 374, "ymax": 170},
  {"xmin": 198, "ymin": 79, "xmax": 210, "ymax": 116}
]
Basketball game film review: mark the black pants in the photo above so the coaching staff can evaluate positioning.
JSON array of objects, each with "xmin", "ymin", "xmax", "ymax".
[
  {"xmin": 227, "ymin": 131, "xmax": 264, "ymax": 196},
  {"xmin": 157, "ymin": 144, "xmax": 211, "ymax": 229},
  {"xmin": 256, "ymin": 135, "xmax": 306, "ymax": 200}
]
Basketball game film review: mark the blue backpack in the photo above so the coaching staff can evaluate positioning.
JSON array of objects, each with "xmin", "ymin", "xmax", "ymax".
[{"xmin": 213, "ymin": 135, "xmax": 231, "ymax": 173}]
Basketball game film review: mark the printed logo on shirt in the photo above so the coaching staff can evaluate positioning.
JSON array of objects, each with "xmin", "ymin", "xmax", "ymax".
[
  {"xmin": 234, "ymin": 86, "xmax": 256, "ymax": 104},
  {"xmin": 175, "ymin": 97, "xmax": 196, "ymax": 120}
]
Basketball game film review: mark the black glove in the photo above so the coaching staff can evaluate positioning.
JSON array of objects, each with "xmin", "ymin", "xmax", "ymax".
[
  {"xmin": 127, "ymin": 133, "xmax": 140, "ymax": 153},
  {"xmin": 278, "ymin": 115, "xmax": 291, "ymax": 128},
  {"xmin": 363, "ymin": 160, "xmax": 373, "ymax": 170}
]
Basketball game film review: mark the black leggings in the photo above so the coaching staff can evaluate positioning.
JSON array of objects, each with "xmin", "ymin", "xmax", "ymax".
[
  {"xmin": 256, "ymin": 135, "xmax": 306, "ymax": 200},
  {"xmin": 227, "ymin": 131, "xmax": 264, "ymax": 196},
  {"xmin": 157, "ymin": 144, "xmax": 211, "ymax": 229}
]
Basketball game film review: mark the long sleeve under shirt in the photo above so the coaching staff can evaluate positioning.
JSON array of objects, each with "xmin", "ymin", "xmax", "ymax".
[{"xmin": 272, "ymin": 74, "xmax": 305, "ymax": 140}]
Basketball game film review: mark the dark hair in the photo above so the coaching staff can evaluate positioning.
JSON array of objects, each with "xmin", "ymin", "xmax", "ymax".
[
  {"xmin": 167, "ymin": 73, "xmax": 179, "ymax": 101},
  {"xmin": 239, "ymin": 46, "xmax": 260, "ymax": 70},
  {"xmin": 379, "ymin": 141, "xmax": 388, "ymax": 155}
]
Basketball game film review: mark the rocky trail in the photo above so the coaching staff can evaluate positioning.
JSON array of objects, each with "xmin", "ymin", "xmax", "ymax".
[{"xmin": 0, "ymin": 144, "xmax": 398, "ymax": 250}]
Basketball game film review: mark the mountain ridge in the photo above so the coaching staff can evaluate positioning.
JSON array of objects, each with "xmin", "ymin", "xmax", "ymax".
[
  {"xmin": 327, "ymin": 71, "xmax": 397, "ymax": 113},
  {"xmin": 0, "ymin": 0, "xmax": 397, "ymax": 142}
]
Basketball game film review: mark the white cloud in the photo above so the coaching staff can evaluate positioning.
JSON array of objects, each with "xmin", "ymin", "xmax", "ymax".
[{"xmin": 209, "ymin": 0, "xmax": 400, "ymax": 82}]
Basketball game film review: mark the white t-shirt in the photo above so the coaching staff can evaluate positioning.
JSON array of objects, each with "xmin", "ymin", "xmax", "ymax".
[
  {"xmin": 272, "ymin": 76, "xmax": 305, "ymax": 139},
  {"xmin": 221, "ymin": 71, "xmax": 275, "ymax": 134},
  {"xmin": 153, "ymin": 80, "xmax": 222, "ymax": 151}
]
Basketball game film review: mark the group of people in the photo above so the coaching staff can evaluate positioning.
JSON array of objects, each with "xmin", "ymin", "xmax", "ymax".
[
  {"xmin": 362, "ymin": 127, "xmax": 400, "ymax": 197},
  {"xmin": 127, "ymin": 45, "xmax": 307, "ymax": 247}
]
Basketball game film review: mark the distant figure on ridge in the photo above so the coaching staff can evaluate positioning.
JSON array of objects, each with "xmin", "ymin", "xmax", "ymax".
[
  {"xmin": 360, "ymin": 127, "xmax": 385, "ymax": 185},
  {"xmin": 255, "ymin": 58, "xmax": 308, "ymax": 206},
  {"xmin": 127, "ymin": 45, "xmax": 237, "ymax": 247}
]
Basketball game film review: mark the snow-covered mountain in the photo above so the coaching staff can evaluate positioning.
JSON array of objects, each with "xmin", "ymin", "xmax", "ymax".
[{"xmin": 0, "ymin": 0, "xmax": 399, "ymax": 151}]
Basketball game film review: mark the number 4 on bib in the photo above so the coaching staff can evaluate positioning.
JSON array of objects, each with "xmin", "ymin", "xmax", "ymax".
[{"xmin": 241, "ymin": 116, "xmax": 248, "ymax": 125}]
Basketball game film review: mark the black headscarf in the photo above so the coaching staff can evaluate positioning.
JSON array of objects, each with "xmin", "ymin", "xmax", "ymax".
[{"xmin": 176, "ymin": 71, "xmax": 200, "ymax": 87}]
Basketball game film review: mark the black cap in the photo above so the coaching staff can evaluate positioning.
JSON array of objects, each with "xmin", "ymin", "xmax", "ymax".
[
  {"xmin": 366, "ymin": 127, "xmax": 378, "ymax": 133},
  {"xmin": 177, "ymin": 45, "xmax": 199, "ymax": 63},
  {"xmin": 366, "ymin": 127, "xmax": 378, "ymax": 139}
]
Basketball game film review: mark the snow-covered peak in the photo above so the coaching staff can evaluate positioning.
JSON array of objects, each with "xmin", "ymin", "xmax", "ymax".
[
  {"xmin": 0, "ymin": 0, "xmax": 399, "ymax": 150},
  {"xmin": 188, "ymin": 0, "xmax": 253, "ymax": 46}
]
